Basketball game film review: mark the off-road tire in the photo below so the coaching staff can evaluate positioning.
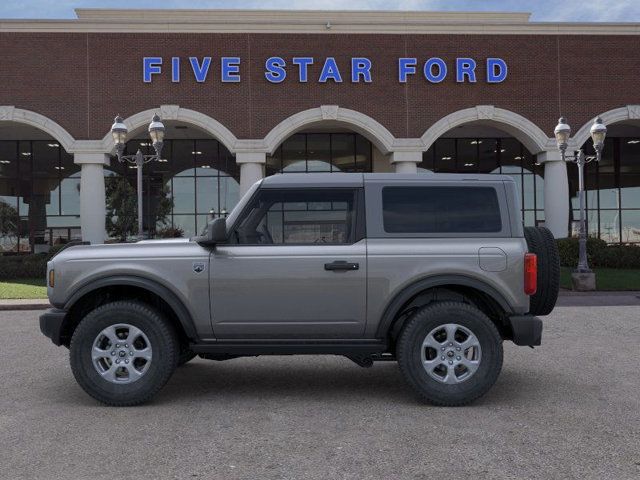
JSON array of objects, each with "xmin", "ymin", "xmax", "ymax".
[
  {"xmin": 70, "ymin": 300, "xmax": 178, "ymax": 406},
  {"xmin": 396, "ymin": 301, "xmax": 503, "ymax": 406},
  {"xmin": 524, "ymin": 226, "xmax": 560, "ymax": 316}
]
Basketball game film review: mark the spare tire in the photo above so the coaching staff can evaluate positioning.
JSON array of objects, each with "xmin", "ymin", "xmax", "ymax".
[{"xmin": 523, "ymin": 226, "xmax": 560, "ymax": 316}]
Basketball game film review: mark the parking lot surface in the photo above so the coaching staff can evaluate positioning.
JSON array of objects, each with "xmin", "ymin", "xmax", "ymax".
[{"xmin": 1, "ymin": 307, "xmax": 639, "ymax": 480}]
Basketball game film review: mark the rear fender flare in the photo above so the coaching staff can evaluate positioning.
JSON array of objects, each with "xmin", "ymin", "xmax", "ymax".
[{"xmin": 375, "ymin": 274, "xmax": 514, "ymax": 338}]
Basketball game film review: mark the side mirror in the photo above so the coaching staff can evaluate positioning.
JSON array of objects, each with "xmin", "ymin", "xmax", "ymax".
[{"xmin": 194, "ymin": 217, "xmax": 227, "ymax": 246}]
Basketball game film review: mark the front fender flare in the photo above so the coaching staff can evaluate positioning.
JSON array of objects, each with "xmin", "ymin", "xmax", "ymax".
[{"xmin": 63, "ymin": 275, "xmax": 198, "ymax": 340}]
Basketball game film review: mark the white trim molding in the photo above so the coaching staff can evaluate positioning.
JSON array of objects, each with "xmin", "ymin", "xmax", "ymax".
[
  {"xmin": 0, "ymin": 106, "xmax": 76, "ymax": 152},
  {"xmin": 570, "ymin": 105, "xmax": 640, "ymax": 149},
  {"xmin": 264, "ymin": 105, "xmax": 396, "ymax": 155},
  {"xmin": 421, "ymin": 105, "xmax": 552, "ymax": 154},
  {"xmin": 99, "ymin": 105, "xmax": 239, "ymax": 155},
  {"xmin": 1, "ymin": 10, "xmax": 639, "ymax": 35}
]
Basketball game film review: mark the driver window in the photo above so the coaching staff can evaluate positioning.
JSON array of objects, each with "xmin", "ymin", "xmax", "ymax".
[{"xmin": 235, "ymin": 189, "xmax": 356, "ymax": 245}]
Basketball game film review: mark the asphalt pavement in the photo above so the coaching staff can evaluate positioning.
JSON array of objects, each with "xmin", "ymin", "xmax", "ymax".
[{"xmin": 1, "ymin": 306, "xmax": 639, "ymax": 479}]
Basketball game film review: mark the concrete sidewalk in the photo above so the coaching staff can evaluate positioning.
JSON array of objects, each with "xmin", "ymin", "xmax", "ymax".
[{"xmin": 1, "ymin": 290, "xmax": 639, "ymax": 311}]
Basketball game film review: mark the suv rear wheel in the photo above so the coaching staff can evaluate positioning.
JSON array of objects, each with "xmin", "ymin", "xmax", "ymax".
[
  {"xmin": 69, "ymin": 300, "xmax": 178, "ymax": 406},
  {"xmin": 396, "ymin": 301, "xmax": 503, "ymax": 406}
]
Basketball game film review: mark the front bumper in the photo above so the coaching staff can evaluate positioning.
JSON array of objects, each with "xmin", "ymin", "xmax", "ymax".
[
  {"xmin": 39, "ymin": 308, "xmax": 67, "ymax": 346},
  {"xmin": 508, "ymin": 315, "xmax": 542, "ymax": 346}
]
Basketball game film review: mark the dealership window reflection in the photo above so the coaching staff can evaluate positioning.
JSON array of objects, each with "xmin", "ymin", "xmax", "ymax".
[
  {"xmin": 571, "ymin": 137, "xmax": 640, "ymax": 244},
  {"xmin": 420, "ymin": 137, "xmax": 545, "ymax": 228},
  {"xmin": 0, "ymin": 140, "xmax": 80, "ymax": 253},
  {"xmin": 267, "ymin": 133, "xmax": 373, "ymax": 174},
  {"xmin": 109, "ymin": 139, "xmax": 239, "ymax": 239}
]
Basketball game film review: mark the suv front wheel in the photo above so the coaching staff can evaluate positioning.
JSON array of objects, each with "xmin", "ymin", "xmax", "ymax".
[
  {"xmin": 70, "ymin": 300, "xmax": 179, "ymax": 406},
  {"xmin": 396, "ymin": 301, "xmax": 503, "ymax": 406}
]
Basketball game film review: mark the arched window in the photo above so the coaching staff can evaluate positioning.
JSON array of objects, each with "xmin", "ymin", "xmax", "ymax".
[
  {"xmin": 0, "ymin": 140, "xmax": 79, "ymax": 253},
  {"xmin": 570, "ymin": 134, "xmax": 640, "ymax": 244},
  {"xmin": 110, "ymin": 138, "xmax": 239, "ymax": 239},
  {"xmin": 418, "ymin": 137, "xmax": 544, "ymax": 226},
  {"xmin": 266, "ymin": 133, "xmax": 373, "ymax": 175}
]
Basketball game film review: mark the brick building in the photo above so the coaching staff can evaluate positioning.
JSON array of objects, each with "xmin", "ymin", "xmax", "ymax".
[{"xmin": 0, "ymin": 9, "xmax": 639, "ymax": 250}]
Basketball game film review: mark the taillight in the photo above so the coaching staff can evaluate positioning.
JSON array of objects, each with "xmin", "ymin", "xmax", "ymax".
[{"xmin": 524, "ymin": 253, "xmax": 537, "ymax": 295}]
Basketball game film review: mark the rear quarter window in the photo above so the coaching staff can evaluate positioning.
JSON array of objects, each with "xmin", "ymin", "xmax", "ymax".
[{"xmin": 382, "ymin": 186, "xmax": 502, "ymax": 233}]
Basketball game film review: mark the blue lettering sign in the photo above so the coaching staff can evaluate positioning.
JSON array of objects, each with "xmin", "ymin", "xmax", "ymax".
[
  {"xmin": 351, "ymin": 58, "xmax": 372, "ymax": 83},
  {"xmin": 189, "ymin": 57, "xmax": 212, "ymax": 83},
  {"xmin": 143, "ymin": 55, "xmax": 507, "ymax": 85},
  {"xmin": 292, "ymin": 57, "xmax": 314, "ymax": 82},
  {"xmin": 171, "ymin": 57, "xmax": 180, "ymax": 83},
  {"xmin": 319, "ymin": 57, "xmax": 342, "ymax": 83},
  {"xmin": 487, "ymin": 58, "xmax": 508, "ymax": 83},
  {"xmin": 456, "ymin": 58, "xmax": 477, "ymax": 83},
  {"xmin": 398, "ymin": 58, "xmax": 417, "ymax": 83},
  {"xmin": 143, "ymin": 57, "xmax": 162, "ymax": 83},
  {"xmin": 221, "ymin": 57, "xmax": 241, "ymax": 82},
  {"xmin": 424, "ymin": 57, "xmax": 447, "ymax": 83},
  {"xmin": 265, "ymin": 56, "xmax": 287, "ymax": 83}
]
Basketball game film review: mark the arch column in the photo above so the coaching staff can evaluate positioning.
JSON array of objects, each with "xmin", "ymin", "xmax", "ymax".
[
  {"xmin": 391, "ymin": 150, "xmax": 422, "ymax": 173},
  {"xmin": 74, "ymin": 153, "xmax": 109, "ymax": 244},
  {"xmin": 538, "ymin": 151, "xmax": 569, "ymax": 239},
  {"xmin": 236, "ymin": 152, "xmax": 266, "ymax": 196}
]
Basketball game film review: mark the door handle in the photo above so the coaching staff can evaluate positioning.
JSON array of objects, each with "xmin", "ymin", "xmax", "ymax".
[{"xmin": 324, "ymin": 260, "xmax": 359, "ymax": 271}]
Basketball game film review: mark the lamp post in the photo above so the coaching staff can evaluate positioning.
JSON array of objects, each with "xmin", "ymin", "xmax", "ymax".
[
  {"xmin": 553, "ymin": 116, "xmax": 607, "ymax": 287},
  {"xmin": 111, "ymin": 114, "xmax": 165, "ymax": 240}
]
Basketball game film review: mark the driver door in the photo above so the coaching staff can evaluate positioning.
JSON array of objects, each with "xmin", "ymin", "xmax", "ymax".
[{"xmin": 210, "ymin": 187, "xmax": 367, "ymax": 339}]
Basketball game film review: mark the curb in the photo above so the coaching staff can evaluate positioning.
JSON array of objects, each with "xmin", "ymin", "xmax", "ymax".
[{"xmin": 0, "ymin": 301, "xmax": 51, "ymax": 311}]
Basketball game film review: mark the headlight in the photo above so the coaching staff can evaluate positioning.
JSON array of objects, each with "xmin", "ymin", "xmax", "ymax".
[{"xmin": 48, "ymin": 269, "xmax": 55, "ymax": 288}]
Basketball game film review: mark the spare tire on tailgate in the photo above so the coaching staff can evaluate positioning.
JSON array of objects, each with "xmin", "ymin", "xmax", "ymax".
[{"xmin": 523, "ymin": 226, "xmax": 560, "ymax": 316}]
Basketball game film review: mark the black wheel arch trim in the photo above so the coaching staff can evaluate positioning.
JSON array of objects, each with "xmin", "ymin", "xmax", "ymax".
[
  {"xmin": 62, "ymin": 275, "xmax": 198, "ymax": 340},
  {"xmin": 375, "ymin": 274, "xmax": 515, "ymax": 338}
]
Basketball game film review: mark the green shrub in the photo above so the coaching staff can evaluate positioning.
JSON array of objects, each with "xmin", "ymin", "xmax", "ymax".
[
  {"xmin": 0, "ymin": 254, "xmax": 47, "ymax": 280},
  {"xmin": 156, "ymin": 226, "xmax": 184, "ymax": 238},
  {"xmin": 597, "ymin": 245, "xmax": 640, "ymax": 269},
  {"xmin": 556, "ymin": 237, "xmax": 608, "ymax": 267},
  {"xmin": 556, "ymin": 237, "xmax": 640, "ymax": 269},
  {"xmin": 0, "ymin": 244, "xmax": 70, "ymax": 280}
]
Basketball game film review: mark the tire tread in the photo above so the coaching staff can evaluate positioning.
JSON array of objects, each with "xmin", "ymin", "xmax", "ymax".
[{"xmin": 69, "ymin": 300, "xmax": 178, "ymax": 407}]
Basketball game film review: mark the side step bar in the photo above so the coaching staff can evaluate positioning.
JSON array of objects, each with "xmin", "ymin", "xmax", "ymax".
[{"xmin": 191, "ymin": 340, "xmax": 388, "ymax": 356}]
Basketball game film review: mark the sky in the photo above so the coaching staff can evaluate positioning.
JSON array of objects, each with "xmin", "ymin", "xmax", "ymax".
[{"xmin": 0, "ymin": 0, "xmax": 639, "ymax": 22}]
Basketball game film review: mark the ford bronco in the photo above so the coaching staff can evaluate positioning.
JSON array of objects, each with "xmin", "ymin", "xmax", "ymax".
[{"xmin": 39, "ymin": 173, "xmax": 559, "ymax": 406}]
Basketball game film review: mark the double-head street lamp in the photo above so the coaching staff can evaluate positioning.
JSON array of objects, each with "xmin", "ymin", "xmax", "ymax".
[
  {"xmin": 553, "ymin": 116, "xmax": 607, "ymax": 275},
  {"xmin": 111, "ymin": 114, "xmax": 165, "ymax": 240}
]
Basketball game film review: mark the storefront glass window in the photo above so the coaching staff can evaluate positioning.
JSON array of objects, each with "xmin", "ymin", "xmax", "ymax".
[
  {"xmin": 570, "ymin": 136, "xmax": 640, "ymax": 244},
  {"xmin": 0, "ymin": 140, "xmax": 80, "ymax": 253},
  {"xmin": 110, "ymin": 138, "xmax": 239, "ymax": 240},
  {"xmin": 420, "ymin": 137, "xmax": 544, "ymax": 227},
  {"xmin": 267, "ymin": 133, "xmax": 373, "ymax": 174}
]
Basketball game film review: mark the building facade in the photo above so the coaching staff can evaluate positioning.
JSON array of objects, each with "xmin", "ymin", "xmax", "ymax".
[{"xmin": 0, "ymin": 9, "xmax": 639, "ymax": 252}]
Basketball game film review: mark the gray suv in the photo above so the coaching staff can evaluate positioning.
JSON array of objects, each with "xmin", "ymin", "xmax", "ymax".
[{"xmin": 39, "ymin": 173, "xmax": 559, "ymax": 406}]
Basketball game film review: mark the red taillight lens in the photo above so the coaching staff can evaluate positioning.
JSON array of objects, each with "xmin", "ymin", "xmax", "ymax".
[{"xmin": 524, "ymin": 253, "xmax": 537, "ymax": 295}]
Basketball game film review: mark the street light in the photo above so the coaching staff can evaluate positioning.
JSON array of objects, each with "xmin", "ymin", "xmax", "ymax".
[
  {"xmin": 553, "ymin": 116, "xmax": 607, "ymax": 281},
  {"xmin": 111, "ymin": 113, "xmax": 165, "ymax": 240}
]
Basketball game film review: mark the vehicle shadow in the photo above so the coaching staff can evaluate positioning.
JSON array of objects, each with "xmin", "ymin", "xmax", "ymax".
[
  {"xmin": 152, "ymin": 357, "xmax": 540, "ymax": 407},
  {"xmin": 47, "ymin": 356, "xmax": 549, "ymax": 408}
]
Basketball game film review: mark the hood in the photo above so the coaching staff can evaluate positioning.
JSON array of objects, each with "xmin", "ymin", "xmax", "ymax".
[{"xmin": 51, "ymin": 237, "xmax": 202, "ymax": 263}]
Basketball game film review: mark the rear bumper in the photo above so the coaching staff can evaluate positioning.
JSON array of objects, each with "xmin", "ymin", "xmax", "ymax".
[
  {"xmin": 39, "ymin": 308, "xmax": 67, "ymax": 346},
  {"xmin": 508, "ymin": 314, "xmax": 542, "ymax": 346}
]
